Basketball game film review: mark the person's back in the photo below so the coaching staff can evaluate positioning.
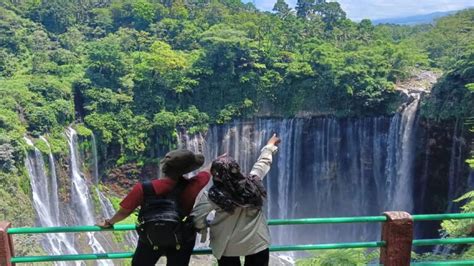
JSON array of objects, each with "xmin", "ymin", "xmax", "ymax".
[
  {"xmin": 196, "ymin": 191, "xmax": 270, "ymax": 259},
  {"xmin": 192, "ymin": 134, "xmax": 280, "ymax": 266},
  {"xmin": 126, "ymin": 172, "xmax": 210, "ymax": 266},
  {"xmin": 97, "ymin": 149, "xmax": 210, "ymax": 266}
]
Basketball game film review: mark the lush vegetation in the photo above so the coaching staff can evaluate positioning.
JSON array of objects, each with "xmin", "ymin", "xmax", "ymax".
[
  {"xmin": 0, "ymin": 0, "xmax": 425, "ymax": 163},
  {"xmin": 0, "ymin": 0, "xmax": 472, "ymax": 260},
  {"xmin": 296, "ymin": 249, "xmax": 379, "ymax": 265},
  {"xmin": 0, "ymin": 0, "xmax": 472, "ymax": 166}
]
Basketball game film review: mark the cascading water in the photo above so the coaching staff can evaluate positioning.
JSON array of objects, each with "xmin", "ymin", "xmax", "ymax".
[
  {"xmin": 39, "ymin": 136, "xmax": 61, "ymax": 225},
  {"xmin": 446, "ymin": 119, "xmax": 465, "ymax": 212},
  {"xmin": 91, "ymin": 133, "xmax": 139, "ymax": 247},
  {"xmin": 434, "ymin": 118, "xmax": 470, "ymax": 254},
  {"xmin": 91, "ymin": 134, "xmax": 100, "ymax": 185},
  {"xmin": 66, "ymin": 127, "xmax": 112, "ymax": 266},
  {"xmin": 23, "ymin": 137, "xmax": 79, "ymax": 266},
  {"xmin": 181, "ymin": 98, "xmax": 421, "ymax": 246},
  {"xmin": 95, "ymin": 188, "xmax": 115, "ymax": 221},
  {"xmin": 389, "ymin": 96, "xmax": 420, "ymax": 212}
]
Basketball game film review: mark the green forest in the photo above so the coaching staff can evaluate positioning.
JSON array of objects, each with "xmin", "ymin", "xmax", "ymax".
[
  {"xmin": 1, "ymin": 0, "xmax": 473, "ymax": 163},
  {"xmin": 0, "ymin": 0, "xmax": 473, "ymax": 262}
]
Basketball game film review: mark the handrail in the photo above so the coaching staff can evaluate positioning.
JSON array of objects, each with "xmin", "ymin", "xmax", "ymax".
[
  {"xmin": 7, "ymin": 225, "xmax": 134, "ymax": 234},
  {"xmin": 268, "ymin": 215, "xmax": 387, "ymax": 225},
  {"xmin": 7, "ymin": 212, "xmax": 474, "ymax": 235},
  {"xmin": 9, "ymin": 238, "xmax": 474, "ymax": 263},
  {"xmin": 412, "ymin": 237, "xmax": 474, "ymax": 246},
  {"xmin": 4, "ymin": 212, "xmax": 474, "ymax": 265},
  {"xmin": 411, "ymin": 261, "xmax": 474, "ymax": 265},
  {"xmin": 10, "ymin": 241, "xmax": 386, "ymax": 263},
  {"xmin": 412, "ymin": 213, "xmax": 474, "ymax": 221}
]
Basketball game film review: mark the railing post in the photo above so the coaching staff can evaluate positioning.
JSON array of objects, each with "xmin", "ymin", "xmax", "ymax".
[
  {"xmin": 0, "ymin": 221, "xmax": 14, "ymax": 266},
  {"xmin": 380, "ymin": 211, "xmax": 413, "ymax": 266}
]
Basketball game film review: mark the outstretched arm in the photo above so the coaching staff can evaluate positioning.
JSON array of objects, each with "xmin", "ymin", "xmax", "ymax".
[
  {"xmin": 96, "ymin": 207, "xmax": 134, "ymax": 228},
  {"xmin": 96, "ymin": 183, "xmax": 142, "ymax": 228},
  {"xmin": 249, "ymin": 134, "xmax": 280, "ymax": 180}
]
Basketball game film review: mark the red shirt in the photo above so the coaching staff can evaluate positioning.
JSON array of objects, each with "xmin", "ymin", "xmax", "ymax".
[{"xmin": 120, "ymin": 171, "xmax": 211, "ymax": 215}]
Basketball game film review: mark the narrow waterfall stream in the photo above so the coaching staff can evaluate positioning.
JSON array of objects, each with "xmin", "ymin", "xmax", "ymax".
[
  {"xmin": 24, "ymin": 137, "xmax": 80, "ymax": 266},
  {"xmin": 66, "ymin": 128, "xmax": 112, "ymax": 266}
]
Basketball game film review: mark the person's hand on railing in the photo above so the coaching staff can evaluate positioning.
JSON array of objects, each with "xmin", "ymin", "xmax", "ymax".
[{"xmin": 95, "ymin": 219, "xmax": 113, "ymax": 229}]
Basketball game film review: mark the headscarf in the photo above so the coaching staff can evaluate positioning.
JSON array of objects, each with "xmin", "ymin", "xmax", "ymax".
[{"xmin": 208, "ymin": 155, "xmax": 267, "ymax": 213}]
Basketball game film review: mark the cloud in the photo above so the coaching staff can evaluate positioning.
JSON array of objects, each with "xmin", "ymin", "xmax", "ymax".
[{"xmin": 243, "ymin": 0, "xmax": 474, "ymax": 20}]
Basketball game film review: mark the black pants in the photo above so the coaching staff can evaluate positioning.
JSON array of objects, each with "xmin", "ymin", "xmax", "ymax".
[
  {"xmin": 131, "ymin": 237, "xmax": 196, "ymax": 266},
  {"xmin": 217, "ymin": 248, "xmax": 269, "ymax": 266}
]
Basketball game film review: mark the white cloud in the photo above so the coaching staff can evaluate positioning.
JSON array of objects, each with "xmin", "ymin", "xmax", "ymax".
[{"xmin": 243, "ymin": 0, "xmax": 473, "ymax": 20}]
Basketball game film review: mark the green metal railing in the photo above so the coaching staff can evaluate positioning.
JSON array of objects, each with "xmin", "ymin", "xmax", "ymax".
[
  {"xmin": 8, "ymin": 238, "xmax": 474, "ymax": 263},
  {"xmin": 9, "ymin": 213, "xmax": 474, "ymax": 234},
  {"xmin": 10, "ymin": 242, "xmax": 388, "ymax": 263},
  {"xmin": 6, "ymin": 212, "xmax": 474, "ymax": 264}
]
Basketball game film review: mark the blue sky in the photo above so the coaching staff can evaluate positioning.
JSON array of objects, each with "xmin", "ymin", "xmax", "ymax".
[{"xmin": 242, "ymin": 0, "xmax": 474, "ymax": 20}]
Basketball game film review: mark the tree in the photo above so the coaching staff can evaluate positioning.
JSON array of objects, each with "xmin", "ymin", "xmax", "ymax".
[
  {"xmin": 357, "ymin": 19, "xmax": 374, "ymax": 43},
  {"xmin": 132, "ymin": 41, "xmax": 196, "ymax": 115},
  {"xmin": 86, "ymin": 36, "xmax": 129, "ymax": 90},
  {"xmin": 314, "ymin": 1, "xmax": 346, "ymax": 30},
  {"xmin": 28, "ymin": 0, "xmax": 78, "ymax": 33},
  {"xmin": 273, "ymin": 0, "xmax": 292, "ymax": 19},
  {"xmin": 295, "ymin": 0, "xmax": 314, "ymax": 19}
]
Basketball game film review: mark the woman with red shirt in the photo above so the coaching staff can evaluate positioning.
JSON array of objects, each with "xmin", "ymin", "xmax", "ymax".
[{"xmin": 97, "ymin": 149, "xmax": 210, "ymax": 266}]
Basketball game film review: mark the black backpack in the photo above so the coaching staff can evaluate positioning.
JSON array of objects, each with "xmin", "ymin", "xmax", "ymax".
[{"xmin": 136, "ymin": 179, "xmax": 195, "ymax": 250}]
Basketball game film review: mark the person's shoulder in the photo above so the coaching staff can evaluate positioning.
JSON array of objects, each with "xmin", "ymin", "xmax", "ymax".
[
  {"xmin": 151, "ymin": 178, "xmax": 175, "ymax": 189},
  {"xmin": 151, "ymin": 178, "xmax": 173, "ymax": 185},
  {"xmin": 192, "ymin": 171, "xmax": 211, "ymax": 185},
  {"xmin": 131, "ymin": 181, "xmax": 144, "ymax": 191},
  {"xmin": 145, "ymin": 178, "xmax": 176, "ymax": 195},
  {"xmin": 125, "ymin": 181, "xmax": 144, "ymax": 197}
]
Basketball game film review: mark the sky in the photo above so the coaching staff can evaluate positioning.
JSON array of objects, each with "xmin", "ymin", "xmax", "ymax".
[{"xmin": 242, "ymin": 0, "xmax": 474, "ymax": 21}]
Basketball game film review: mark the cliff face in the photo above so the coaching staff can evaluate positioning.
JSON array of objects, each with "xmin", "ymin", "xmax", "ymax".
[{"xmin": 413, "ymin": 118, "xmax": 473, "ymax": 244}]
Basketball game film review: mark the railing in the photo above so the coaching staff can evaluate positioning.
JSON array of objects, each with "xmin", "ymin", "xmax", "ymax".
[{"xmin": 1, "ymin": 212, "xmax": 473, "ymax": 266}]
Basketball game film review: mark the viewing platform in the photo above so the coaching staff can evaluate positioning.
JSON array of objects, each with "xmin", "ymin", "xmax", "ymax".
[{"xmin": 1, "ymin": 212, "xmax": 473, "ymax": 265}]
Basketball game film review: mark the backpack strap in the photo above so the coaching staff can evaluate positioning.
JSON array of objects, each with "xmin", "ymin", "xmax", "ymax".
[
  {"xmin": 142, "ymin": 181, "xmax": 156, "ymax": 199},
  {"xmin": 166, "ymin": 179, "xmax": 186, "ymax": 199},
  {"xmin": 167, "ymin": 179, "xmax": 187, "ymax": 217},
  {"xmin": 140, "ymin": 179, "xmax": 188, "ymax": 217}
]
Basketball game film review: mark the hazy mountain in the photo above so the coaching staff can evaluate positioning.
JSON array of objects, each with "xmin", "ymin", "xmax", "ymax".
[{"xmin": 372, "ymin": 10, "xmax": 461, "ymax": 25}]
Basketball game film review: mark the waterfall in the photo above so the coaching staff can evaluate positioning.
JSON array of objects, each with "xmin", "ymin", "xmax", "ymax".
[
  {"xmin": 66, "ymin": 128, "xmax": 112, "ymax": 266},
  {"xmin": 91, "ymin": 133, "xmax": 139, "ymax": 247},
  {"xmin": 95, "ymin": 188, "xmax": 115, "ymax": 219},
  {"xmin": 94, "ymin": 185, "xmax": 139, "ymax": 247},
  {"xmin": 434, "ymin": 118, "xmax": 469, "ymax": 254},
  {"xmin": 39, "ymin": 136, "xmax": 61, "ymax": 225},
  {"xmin": 446, "ymin": 119, "xmax": 465, "ymax": 212},
  {"xmin": 91, "ymin": 134, "xmax": 99, "ymax": 185},
  {"xmin": 390, "ymin": 97, "xmax": 420, "ymax": 212},
  {"xmin": 23, "ymin": 137, "xmax": 79, "ymax": 265},
  {"xmin": 181, "ymin": 101, "xmax": 420, "ymax": 246}
]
